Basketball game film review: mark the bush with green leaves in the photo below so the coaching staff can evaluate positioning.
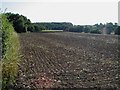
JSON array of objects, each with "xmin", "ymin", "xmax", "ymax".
[
  {"xmin": 115, "ymin": 26, "xmax": 120, "ymax": 35},
  {"xmin": 2, "ymin": 14, "xmax": 20, "ymax": 90},
  {"xmin": 5, "ymin": 13, "xmax": 33, "ymax": 33},
  {"xmin": 90, "ymin": 30, "xmax": 101, "ymax": 34}
]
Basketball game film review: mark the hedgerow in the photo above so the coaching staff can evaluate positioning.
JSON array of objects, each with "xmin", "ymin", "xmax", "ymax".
[{"xmin": 1, "ymin": 14, "xmax": 20, "ymax": 90}]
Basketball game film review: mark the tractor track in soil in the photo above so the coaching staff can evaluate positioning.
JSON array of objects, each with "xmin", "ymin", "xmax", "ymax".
[{"xmin": 14, "ymin": 32, "xmax": 119, "ymax": 89}]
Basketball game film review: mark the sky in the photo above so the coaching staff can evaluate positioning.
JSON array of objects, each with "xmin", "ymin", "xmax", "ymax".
[{"xmin": 1, "ymin": 0, "xmax": 119, "ymax": 25}]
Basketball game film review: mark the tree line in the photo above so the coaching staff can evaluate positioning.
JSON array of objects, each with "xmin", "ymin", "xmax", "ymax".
[{"xmin": 5, "ymin": 12, "xmax": 120, "ymax": 35}]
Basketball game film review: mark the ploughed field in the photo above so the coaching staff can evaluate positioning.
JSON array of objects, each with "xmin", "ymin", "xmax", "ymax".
[{"xmin": 16, "ymin": 32, "xmax": 119, "ymax": 89}]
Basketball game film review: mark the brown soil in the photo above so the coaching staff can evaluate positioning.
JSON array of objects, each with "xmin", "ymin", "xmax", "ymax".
[{"xmin": 14, "ymin": 32, "xmax": 120, "ymax": 89}]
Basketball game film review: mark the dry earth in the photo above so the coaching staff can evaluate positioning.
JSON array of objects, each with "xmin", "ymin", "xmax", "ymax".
[{"xmin": 13, "ymin": 32, "xmax": 120, "ymax": 90}]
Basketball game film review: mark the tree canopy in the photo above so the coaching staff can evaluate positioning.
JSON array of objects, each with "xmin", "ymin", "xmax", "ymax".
[
  {"xmin": 115, "ymin": 26, "xmax": 120, "ymax": 35},
  {"xmin": 5, "ymin": 12, "xmax": 119, "ymax": 35},
  {"xmin": 5, "ymin": 13, "xmax": 33, "ymax": 33}
]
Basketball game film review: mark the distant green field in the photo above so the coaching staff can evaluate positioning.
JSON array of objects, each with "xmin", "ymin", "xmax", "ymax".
[{"xmin": 41, "ymin": 30, "xmax": 63, "ymax": 33}]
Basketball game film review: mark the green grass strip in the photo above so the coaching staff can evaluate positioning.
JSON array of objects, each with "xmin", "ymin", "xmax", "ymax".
[{"xmin": 1, "ymin": 14, "xmax": 20, "ymax": 90}]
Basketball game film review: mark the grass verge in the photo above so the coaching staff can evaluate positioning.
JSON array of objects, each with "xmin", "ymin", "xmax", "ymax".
[
  {"xmin": 41, "ymin": 30, "xmax": 63, "ymax": 33},
  {"xmin": 1, "ymin": 14, "xmax": 20, "ymax": 90}
]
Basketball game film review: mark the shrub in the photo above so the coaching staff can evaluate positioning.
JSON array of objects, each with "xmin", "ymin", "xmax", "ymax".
[
  {"xmin": 1, "ymin": 14, "xmax": 20, "ymax": 90},
  {"xmin": 90, "ymin": 30, "xmax": 101, "ymax": 34},
  {"xmin": 115, "ymin": 26, "xmax": 120, "ymax": 35}
]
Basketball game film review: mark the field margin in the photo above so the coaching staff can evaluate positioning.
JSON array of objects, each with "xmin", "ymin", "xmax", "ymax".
[{"xmin": 1, "ymin": 14, "xmax": 20, "ymax": 90}]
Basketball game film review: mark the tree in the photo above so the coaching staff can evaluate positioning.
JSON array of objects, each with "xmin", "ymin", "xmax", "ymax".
[
  {"xmin": 83, "ymin": 26, "xmax": 91, "ymax": 33},
  {"xmin": 115, "ymin": 26, "xmax": 120, "ymax": 35},
  {"xmin": 90, "ymin": 25, "xmax": 101, "ymax": 34},
  {"xmin": 33, "ymin": 23, "xmax": 46, "ymax": 31},
  {"xmin": 27, "ymin": 24, "xmax": 35, "ymax": 32},
  {"xmin": 69, "ymin": 25, "xmax": 83, "ymax": 32},
  {"xmin": 33, "ymin": 22, "xmax": 73, "ymax": 31},
  {"xmin": 5, "ymin": 13, "xmax": 32, "ymax": 33},
  {"xmin": 90, "ymin": 30, "xmax": 101, "ymax": 34},
  {"xmin": 113, "ymin": 23, "xmax": 118, "ymax": 32},
  {"xmin": 105, "ymin": 22, "xmax": 114, "ymax": 34},
  {"xmin": 99, "ymin": 23, "xmax": 105, "ymax": 30}
]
